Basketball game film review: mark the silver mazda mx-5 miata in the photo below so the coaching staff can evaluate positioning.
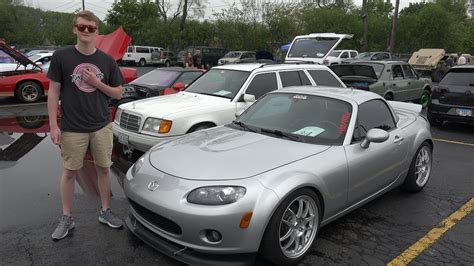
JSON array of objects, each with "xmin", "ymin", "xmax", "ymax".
[{"xmin": 123, "ymin": 86, "xmax": 433, "ymax": 265}]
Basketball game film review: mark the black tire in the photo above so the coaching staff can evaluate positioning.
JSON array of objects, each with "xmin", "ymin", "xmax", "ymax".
[
  {"xmin": 138, "ymin": 58, "xmax": 146, "ymax": 67},
  {"xmin": 427, "ymin": 111, "xmax": 442, "ymax": 127},
  {"xmin": 260, "ymin": 188, "xmax": 321, "ymax": 265},
  {"xmin": 401, "ymin": 142, "xmax": 433, "ymax": 193},
  {"xmin": 165, "ymin": 60, "xmax": 171, "ymax": 67},
  {"xmin": 16, "ymin": 81, "xmax": 42, "ymax": 103},
  {"xmin": 16, "ymin": 115, "xmax": 46, "ymax": 129},
  {"xmin": 419, "ymin": 90, "xmax": 431, "ymax": 108},
  {"xmin": 384, "ymin": 93, "xmax": 393, "ymax": 101}
]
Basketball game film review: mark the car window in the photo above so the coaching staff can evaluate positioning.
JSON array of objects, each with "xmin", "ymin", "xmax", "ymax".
[
  {"xmin": 308, "ymin": 70, "xmax": 344, "ymax": 87},
  {"xmin": 134, "ymin": 69, "xmax": 181, "ymax": 86},
  {"xmin": 340, "ymin": 52, "xmax": 349, "ymax": 58},
  {"xmin": 374, "ymin": 53, "xmax": 389, "ymax": 60},
  {"xmin": 353, "ymin": 100, "xmax": 396, "ymax": 141},
  {"xmin": 299, "ymin": 71, "xmax": 313, "ymax": 85},
  {"xmin": 175, "ymin": 72, "xmax": 203, "ymax": 85},
  {"xmin": 287, "ymin": 37, "xmax": 340, "ymax": 58},
  {"xmin": 391, "ymin": 65, "xmax": 404, "ymax": 79},
  {"xmin": 350, "ymin": 51, "xmax": 357, "ymax": 58},
  {"xmin": 237, "ymin": 93, "xmax": 353, "ymax": 145},
  {"xmin": 440, "ymin": 68, "xmax": 474, "ymax": 86},
  {"xmin": 127, "ymin": 46, "xmax": 133, "ymax": 53},
  {"xmin": 136, "ymin": 47, "xmax": 150, "ymax": 53},
  {"xmin": 280, "ymin": 71, "xmax": 303, "ymax": 87},
  {"xmin": 402, "ymin": 64, "xmax": 417, "ymax": 79},
  {"xmin": 185, "ymin": 69, "xmax": 250, "ymax": 99},
  {"xmin": 246, "ymin": 72, "xmax": 278, "ymax": 99}
]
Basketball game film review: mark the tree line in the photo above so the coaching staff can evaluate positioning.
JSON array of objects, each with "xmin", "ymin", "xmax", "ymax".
[{"xmin": 1, "ymin": 0, "xmax": 473, "ymax": 54}]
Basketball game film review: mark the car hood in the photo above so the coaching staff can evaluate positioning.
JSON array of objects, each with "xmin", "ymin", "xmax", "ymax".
[
  {"xmin": 94, "ymin": 26, "xmax": 131, "ymax": 61},
  {"xmin": 148, "ymin": 126, "xmax": 330, "ymax": 180},
  {"xmin": 0, "ymin": 41, "xmax": 40, "ymax": 69},
  {"xmin": 120, "ymin": 91, "xmax": 230, "ymax": 118}
]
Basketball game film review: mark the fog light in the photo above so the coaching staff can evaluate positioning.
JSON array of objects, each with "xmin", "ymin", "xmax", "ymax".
[{"xmin": 205, "ymin": 229, "xmax": 222, "ymax": 243}]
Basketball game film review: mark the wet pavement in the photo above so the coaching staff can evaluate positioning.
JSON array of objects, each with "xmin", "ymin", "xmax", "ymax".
[{"xmin": 0, "ymin": 100, "xmax": 473, "ymax": 265}]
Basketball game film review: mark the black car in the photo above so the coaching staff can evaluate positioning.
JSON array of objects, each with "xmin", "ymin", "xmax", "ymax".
[
  {"xmin": 118, "ymin": 67, "xmax": 205, "ymax": 102},
  {"xmin": 428, "ymin": 65, "xmax": 474, "ymax": 126}
]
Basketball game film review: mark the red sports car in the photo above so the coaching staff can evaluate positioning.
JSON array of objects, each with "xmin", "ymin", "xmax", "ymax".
[{"xmin": 0, "ymin": 27, "xmax": 137, "ymax": 103}]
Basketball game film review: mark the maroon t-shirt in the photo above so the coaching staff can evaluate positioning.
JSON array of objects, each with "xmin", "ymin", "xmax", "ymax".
[{"xmin": 48, "ymin": 46, "xmax": 123, "ymax": 133}]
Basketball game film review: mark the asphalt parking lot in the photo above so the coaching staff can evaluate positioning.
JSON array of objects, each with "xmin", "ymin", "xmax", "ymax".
[{"xmin": 0, "ymin": 67, "xmax": 472, "ymax": 265}]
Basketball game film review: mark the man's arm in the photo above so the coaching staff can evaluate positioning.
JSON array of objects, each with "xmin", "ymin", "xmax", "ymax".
[
  {"xmin": 81, "ymin": 68, "xmax": 122, "ymax": 99},
  {"xmin": 47, "ymin": 80, "xmax": 61, "ymax": 145}
]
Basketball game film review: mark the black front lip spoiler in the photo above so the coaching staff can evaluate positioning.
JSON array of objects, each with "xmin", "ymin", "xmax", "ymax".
[{"xmin": 125, "ymin": 214, "xmax": 257, "ymax": 266}]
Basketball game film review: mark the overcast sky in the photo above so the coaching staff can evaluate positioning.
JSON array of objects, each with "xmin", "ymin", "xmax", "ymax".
[{"xmin": 26, "ymin": 0, "xmax": 423, "ymax": 21}]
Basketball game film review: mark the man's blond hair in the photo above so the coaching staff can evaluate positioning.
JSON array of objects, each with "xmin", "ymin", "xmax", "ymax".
[{"xmin": 73, "ymin": 10, "xmax": 99, "ymax": 26}]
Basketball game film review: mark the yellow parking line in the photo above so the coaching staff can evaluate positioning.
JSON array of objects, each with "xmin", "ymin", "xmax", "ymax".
[
  {"xmin": 387, "ymin": 198, "xmax": 474, "ymax": 266},
  {"xmin": 433, "ymin": 138, "xmax": 474, "ymax": 147}
]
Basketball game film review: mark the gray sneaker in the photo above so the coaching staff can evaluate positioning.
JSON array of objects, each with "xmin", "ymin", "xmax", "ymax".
[
  {"xmin": 99, "ymin": 208, "xmax": 123, "ymax": 228},
  {"xmin": 51, "ymin": 215, "xmax": 75, "ymax": 240}
]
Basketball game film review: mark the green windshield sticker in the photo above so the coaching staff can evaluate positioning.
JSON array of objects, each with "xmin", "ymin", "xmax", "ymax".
[
  {"xmin": 213, "ymin": 90, "xmax": 232, "ymax": 96},
  {"xmin": 293, "ymin": 127, "xmax": 325, "ymax": 137}
]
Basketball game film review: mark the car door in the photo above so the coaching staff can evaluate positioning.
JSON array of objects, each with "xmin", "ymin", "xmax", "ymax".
[
  {"xmin": 402, "ymin": 64, "xmax": 424, "ymax": 100},
  {"xmin": 235, "ymin": 72, "xmax": 278, "ymax": 115},
  {"xmin": 344, "ymin": 99, "xmax": 409, "ymax": 205},
  {"xmin": 390, "ymin": 64, "xmax": 410, "ymax": 101}
]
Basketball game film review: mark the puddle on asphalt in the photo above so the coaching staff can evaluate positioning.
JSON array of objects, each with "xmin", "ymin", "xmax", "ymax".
[{"xmin": 0, "ymin": 114, "xmax": 133, "ymax": 229}]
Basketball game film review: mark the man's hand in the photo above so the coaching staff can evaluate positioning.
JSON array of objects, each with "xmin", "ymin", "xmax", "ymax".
[
  {"xmin": 50, "ymin": 124, "xmax": 61, "ymax": 145},
  {"xmin": 82, "ymin": 68, "xmax": 102, "ymax": 88}
]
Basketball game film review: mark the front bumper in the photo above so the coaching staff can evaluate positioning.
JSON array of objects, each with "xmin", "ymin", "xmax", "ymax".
[
  {"xmin": 125, "ymin": 214, "xmax": 257, "ymax": 265},
  {"xmin": 428, "ymin": 99, "xmax": 474, "ymax": 124},
  {"xmin": 112, "ymin": 122, "xmax": 178, "ymax": 152}
]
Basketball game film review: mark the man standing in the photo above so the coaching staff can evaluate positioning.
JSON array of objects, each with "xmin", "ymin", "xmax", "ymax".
[
  {"xmin": 48, "ymin": 10, "xmax": 124, "ymax": 240},
  {"xmin": 193, "ymin": 48, "xmax": 203, "ymax": 69},
  {"xmin": 457, "ymin": 53, "xmax": 467, "ymax": 65}
]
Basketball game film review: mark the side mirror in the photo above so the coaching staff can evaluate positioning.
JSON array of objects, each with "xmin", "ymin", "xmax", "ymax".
[
  {"xmin": 243, "ymin": 94, "xmax": 256, "ymax": 103},
  {"xmin": 360, "ymin": 128, "xmax": 389, "ymax": 149},
  {"xmin": 172, "ymin": 82, "xmax": 186, "ymax": 91}
]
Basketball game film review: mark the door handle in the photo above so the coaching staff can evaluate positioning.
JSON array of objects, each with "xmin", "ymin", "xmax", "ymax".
[
  {"xmin": 392, "ymin": 83, "xmax": 396, "ymax": 86},
  {"xmin": 394, "ymin": 136, "xmax": 404, "ymax": 144}
]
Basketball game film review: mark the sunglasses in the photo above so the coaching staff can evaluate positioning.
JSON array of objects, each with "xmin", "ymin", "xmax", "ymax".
[{"xmin": 75, "ymin": 24, "xmax": 97, "ymax": 33}]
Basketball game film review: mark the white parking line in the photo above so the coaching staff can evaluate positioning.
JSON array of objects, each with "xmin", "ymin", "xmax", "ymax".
[{"xmin": 433, "ymin": 138, "xmax": 474, "ymax": 147}]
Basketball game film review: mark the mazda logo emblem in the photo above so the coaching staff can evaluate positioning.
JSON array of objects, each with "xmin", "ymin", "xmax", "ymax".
[{"xmin": 147, "ymin": 181, "xmax": 160, "ymax": 191}]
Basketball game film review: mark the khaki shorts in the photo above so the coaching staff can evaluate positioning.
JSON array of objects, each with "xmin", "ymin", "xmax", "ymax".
[{"xmin": 61, "ymin": 123, "xmax": 113, "ymax": 171}]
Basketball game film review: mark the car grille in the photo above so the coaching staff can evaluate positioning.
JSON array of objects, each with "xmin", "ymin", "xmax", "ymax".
[
  {"xmin": 129, "ymin": 199, "xmax": 182, "ymax": 235},
  {"xmin": 120, "ymin": 112, "xmax": 141, "ymax": 132}
]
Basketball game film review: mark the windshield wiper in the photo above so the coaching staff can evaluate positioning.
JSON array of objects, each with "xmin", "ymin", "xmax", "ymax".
[
  {"xmin": 192, "ymin": 91, "xmax": 232, "ymax": 99},
  {"xmin": 231, "ymin": 121, "xmax": 259, "ymax": 133},
  {"xmin": 260, "ymin": 128, "xmax": 305, "ymax": 142}
]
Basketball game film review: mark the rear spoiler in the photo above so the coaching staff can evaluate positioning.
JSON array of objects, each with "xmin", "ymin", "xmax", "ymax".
[{"xmin": 388, "ymin": 101, "xmax": 422, "ymax": 114}]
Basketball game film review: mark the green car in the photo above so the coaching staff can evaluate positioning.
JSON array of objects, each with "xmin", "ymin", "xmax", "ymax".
[{"xmin": 330, "ymin": 61, "xmax": 432, "ymax": 107}]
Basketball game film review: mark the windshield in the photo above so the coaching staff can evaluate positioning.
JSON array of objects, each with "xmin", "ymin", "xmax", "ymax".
[
  {"xmin": 0, "ymin": 51, "xmax": 15, "ymax": 63},
  {"xmin": 440, "ymin": 69, "xmax": 474, "ymax": 86},
  {"xmin": 354, "ymin": 52, "xmax": 373, "ymax": 59},
  {"xmin": 329, "ymin": 51, "xmax": 341, "ymax": 57},
  {"xmin": 223, "ymin": 52, "xmax": 242, "ymax": 58},
  {"xmin": 287, "ymin": 37, "xmax": 339, "ymax": 58},
  {"xmin": 355, "ymin": 63, "xmax": 385, "ymax": 78},
  {"xmin": 185, "ymin": 69, "xmax": 250, "ymax": 100},
  {"xmin": 235, "ymin": 93, "xmax": 352, "ymax": 145},
  {"xmin": 133, "ymin": 69, "xmax": 180, "ymax": 86}
]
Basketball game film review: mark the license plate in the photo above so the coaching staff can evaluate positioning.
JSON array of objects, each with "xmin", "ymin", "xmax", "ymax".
[
  {"xmin": 117, "ymin": 132, "xmax": 129, "ymax": 145},
  {"xmin": 455, "ymin": 108, "xmax": 472, "ymax": 117}
]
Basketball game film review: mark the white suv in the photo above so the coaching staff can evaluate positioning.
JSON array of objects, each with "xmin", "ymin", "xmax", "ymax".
[
  {"xmin": 113, "ymin": 63, "xmax": 346, "ymax": 152},
  {"xmin": 324, "ymin": 50, "xmax": 358, "ymax": 65}
]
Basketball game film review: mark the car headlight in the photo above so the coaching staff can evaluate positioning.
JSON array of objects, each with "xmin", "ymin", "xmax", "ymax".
[
  {"xmin": 129, "ymin": 155, "xmax": 145, "ymax": 180},
  {"xmin": 114, "ymin": 108, "xmax": 122, "ymax": 124},
  {"xmin": 187, "ymin": 186, "xmax": 246, "ymax": 205},
  {"xmin": 142, "ymin": 118, "xmax": 172, "ymax": 134}
]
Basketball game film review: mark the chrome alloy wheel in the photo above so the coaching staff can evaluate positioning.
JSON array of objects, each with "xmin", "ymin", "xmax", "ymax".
[
  {"xmin": 415, "ymin": 145, "xmax": 432, "ymax": 187},
  {"xmin": 21, "ymin": 85, "xmax": 39, "ymax": 101},
  {"xmin": 279, "ymin": 195, "xmax": 318, "ymax": 258}
]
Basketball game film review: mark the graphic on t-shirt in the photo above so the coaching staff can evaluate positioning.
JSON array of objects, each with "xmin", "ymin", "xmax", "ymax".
[{"xmin": 70, "ymin": 63, "xmax": 105, "ymax": 93}]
